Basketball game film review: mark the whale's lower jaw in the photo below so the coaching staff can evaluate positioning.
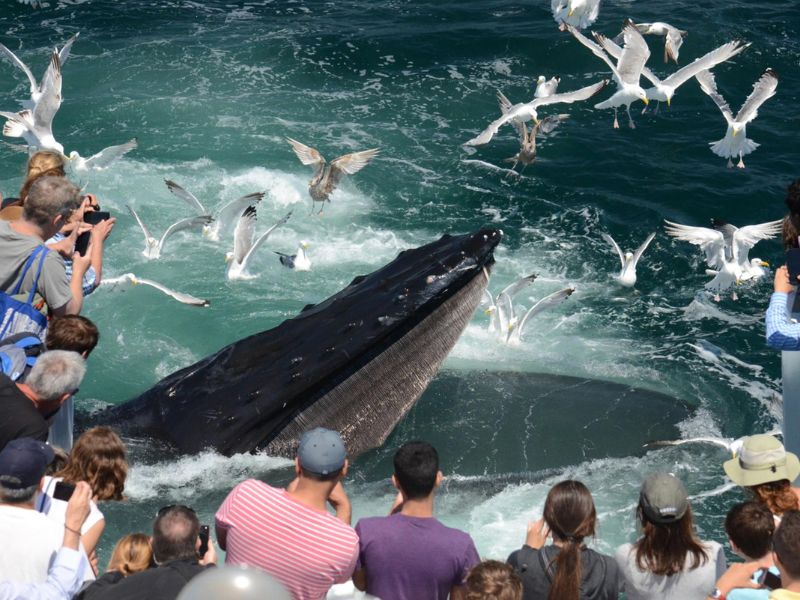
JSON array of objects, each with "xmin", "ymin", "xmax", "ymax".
[{"xmin": 264, "ymin": 270, "xmax": 488, "ymax": 458}]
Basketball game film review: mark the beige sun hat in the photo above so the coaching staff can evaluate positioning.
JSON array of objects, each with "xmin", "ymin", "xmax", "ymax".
[{"xmin": 723, "ymin": 434, "xmax": 800, "ymax": 487}]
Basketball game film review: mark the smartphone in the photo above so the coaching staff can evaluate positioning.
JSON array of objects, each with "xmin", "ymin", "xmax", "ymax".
[
  {"xmin": 787, "ymin": 249, "xmax": 800, "ymax": 282},
  {"xmin": 74, "ymin": 210, "xmax": 111, "ymax": 257},
  {"xmin": 198, "ymin": 524, "xmax": 210, "ymax": 557},
  {"xmin": 758, "ymin": 569, "xmax": 781, "ymax": 590},
  {"xmin": 52, "ymin": 481, "xmax": 75, "ymax": 502}
]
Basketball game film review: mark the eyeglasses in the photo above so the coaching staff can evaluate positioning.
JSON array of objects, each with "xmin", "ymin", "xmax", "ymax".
[
  {"xmin": 155, "ymin": 504, "xmax": 196, "ymax": 518},
  {"xmin": 70, "ymin": 388, "xmax": 79, "ymax": 397}
]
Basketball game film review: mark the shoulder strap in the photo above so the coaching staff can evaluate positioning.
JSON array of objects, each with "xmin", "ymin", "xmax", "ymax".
[
  {"xmin": 10, "ymin": 246, "xmax": 45, "ymax": 296},
  {"xmin": 26, "ymin": 247, "xmax": 50, "ymax": 305},
  {"xmin": 537, "ymin": 547, "xmax": 557, "ymax": 583}
]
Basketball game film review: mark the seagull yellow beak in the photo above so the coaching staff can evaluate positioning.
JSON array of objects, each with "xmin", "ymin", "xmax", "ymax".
[
  {"xmin": 568, "ymin": 8, "xmax": 575, "ymax": 16},
  {"xmin": 761, "ymin": 261, "xmax": 770, "ymax": 267},
  {"xmin": 666, "ymin": 98, "xmax": 671, "ymax": 107},
  {"xmin": 642, "ymin": 97, "xmax": 649, "ymax": 106},
  {"xmin": 732, "ymin": 129, "xmax": 739, "ymax": 137}
]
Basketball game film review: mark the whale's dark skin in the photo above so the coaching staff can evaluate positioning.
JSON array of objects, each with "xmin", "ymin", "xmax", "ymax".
[{"xmin": 104, "ymin": 229, "xmax": 502, "ymax": 457}]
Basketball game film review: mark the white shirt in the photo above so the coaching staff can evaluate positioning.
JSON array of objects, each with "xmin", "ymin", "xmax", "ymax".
[
  {"xmin": 0, "ymin": 547, "xmax": 83, "ymax": 600},
  {"xmin": 47, "ymin": 397, "xmax": 74, "ymax": 451},
  {"xmin": 37, "ymin": 476, "xmax": 104, "ymax": 536}
]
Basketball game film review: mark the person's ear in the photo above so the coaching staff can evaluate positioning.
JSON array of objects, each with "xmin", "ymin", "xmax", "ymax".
[
  {"xmin": 391, "ymin": 475, "xmax": 400, "ymax": 491},
  {"xmin": 294, "ymin": 457, "xmax": 302, "ymax": 476},
  {"xmin": 58, "ymin": 392, "xmax": 71, "ymax": 406},
  {"xmin": 39, "ymin": 476, "xmax": 46, "ymax": 491},
  {"xmin": 52, "ymin": 213, "xmax": 64, "ymax": 229},
  {"xmin": 434, "ymin": 471, "xmax": 443, "ymax": 487},
  {"xmin": 81, "ymin": 351, "xmax": 90, "ymax": 359},
  {"xmin": 341, "ymin": 459, "xmax": 349, "ymax": 477}
]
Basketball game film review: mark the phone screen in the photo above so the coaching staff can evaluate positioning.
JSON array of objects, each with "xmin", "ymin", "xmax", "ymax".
[
  {"xmin": 787, "ymin": 248, "xmax": 800, "ymax": 282},
  {"xmin": 198, "ymin": 524, "xmax": 210, "ymax": 556},
  {"xmin": 52, "ymin": 481, "xmax": 75, "ymax": 502},
  {"xmin": 759, "ymin": 570, "xmax": 782, "ymax": 590},
  {"xmin": 74, "ymin": 211, "xmax": 111, "ymax": 257}
]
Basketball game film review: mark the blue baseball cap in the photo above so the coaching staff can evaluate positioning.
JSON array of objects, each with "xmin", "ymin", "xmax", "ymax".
[
  {"xmin": 298, "ymin": 428, "xmax": 347, "ymax": 475},
  {"xmin": 0, "ymin": 438, "xmax": 54, "ymax": 490}
]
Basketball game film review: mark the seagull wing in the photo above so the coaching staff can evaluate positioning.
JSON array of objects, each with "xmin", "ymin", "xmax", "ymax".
[
  {"xmin": 80, "ymin": 138, "xmax": 137, "ymax": 170},
  {"xmin": 643, "ymin": 437, "xmax": 734, "ymax": 451},
  {"xmin": 695, "ymin": 69, "xmax": 734, "ymax": 122},
  {"xmin": 330, "ymin": 148, "xmax": 380, "ymax": 176},
  {"xmin": 537, "ymin": 113, "xmax": 569, "ymax": 135},
  {"xmin": 616, "ymin": 24, "xmax": 651, "ymax": 85},
  {"xmin": 497, "ymin": 274, "xmax": 538, "ymax": 318},
  {"xmin": 514, "ymin": 287, "xmax": 575, "ymax": 342},
  {"xmin": 0, "ymin": 42, "xmax": 38, "ymax": 97},
  {"xmin": 466, "ymin": 109, "xmax": 521, "ymax": 146},
  {"xmin": 57, "ymin": 32, "xmax": 79, "ymax": 66},
  {"xmin": 566, "ymin": 25, "xmax": 620, "ymax": 78},
  {"xmin": 232, "ymin": 206, "xmax": 257, "ymax": 264},
  {"xmin": 126, "ymin": 205, "xmax": 153, "ymax": 244},
  {"xmin": 158, "ymin": 215, "xmax": 213, "ymax": 249},
  {"xmin": 99, "ymin": 273, "xmax": 135, "ymax": 288},
  {"xmin": 735, "ymin": 68, "xmax": 778, "ymax": 124},
  {"xmin": 664, "ymin": 220, "xmax": 726, "ymax": 269},
  {"xmin": 632, "ymin": 232, "xmax": 656, "ymax": 268},
  {"xmin": 286, "ymin": 137, "xmax": 326, "ymax": 168},
  {"xmin": 661, "ymin": 41, "xmax": 749, "ymax": 90},
  {"xmin": 593, "ymin": 33, "xmax": 661, "ymax": 86},
  {"xmin": 497, "ymin": 90, "xmax": 526, "ymax": 142},
  {"xmin": 165, "ymin": 179, "xmax": 209, "ymax": 215},
  {"xmin": 531, "ymin": 79, "xmax": 609, "ymax": 108},
  {"xmin": 601, "ymin": 233, "xmax": 625, "ymax": 269},
  {"xmin": 32, "ymin": 52, "xmax": 62, "ymax": 134},
  {"xmin": 664, "ymin": 26, "xmax": 686, "ymax": 62},
  {"xmin": 241, "ymin": 211, "xmax": 293, "ymax": 270},
  {"xmin": 216, "ymin": 192, "xmax": 265, "ymax": 233},
  {"xmin": 480, "ymin": 289, "xmax": 495, "ymax": 309},
  {"xmin": 134, "ymin": 277, "xmax": 209, "ymax": 307},
  {"xmin": 732, "ymin": 219, "xmax": 783, "ymax": 264}
]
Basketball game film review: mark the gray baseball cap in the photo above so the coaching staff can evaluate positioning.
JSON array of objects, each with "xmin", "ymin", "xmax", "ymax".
[
  {"xmin": 639, "ymin": 473, "xmax": 689, "ymax": 524},
  {"xmin": 297, "ymin": 428, "xmax": 346, "ymax": 475}
]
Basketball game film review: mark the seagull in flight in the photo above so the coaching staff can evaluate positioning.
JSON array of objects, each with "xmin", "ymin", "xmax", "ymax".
[
  {"xmin": 695, "ymin": 68, "xmax": 778, "ymax": 168},
  {"xmin": 286, "ymin": 138, "xmax": 379, "ymax": 214},
  {"xmin": 101, "ymin": 273, "xmax": 209, "ymax": 307},
  {"xmin": 664, "ymin": 218, "xmax": 781, "ymax": 300},
  {"xmin": 227, "ymin": 207, "xmax": 292, "ymax": 280},
  {"xmin": 601, "ymin": 232, "xmax": 655, "ymax": 287},
  {"xmin": 632, "ymin": 22, "xmax": 687, "ymax": 63},
  {"xmin": 535, "ymin": 75, "xmax": 560, "ymax": 98},
  {"xmin": 68, "ymin": 139, "xmax": 138, "ymax": 171},
  {"xmin": 506, "ymin": 287, "xmax": 576, "ymax": 345},
  {"xmin": 644, "ymin": 436, "xmax": 745, "ymax": 457},
  {"xmin": 275, "ymin": 242, "xmax": 311, "ymax": 271},
  {"xmin": 482, "ymin": 273, "xmax": 538, "ymax": 334},
  {"xmin": 127, "ymin": 205, "xmax": 212, "ymax": 260},
  {"xmin": 566, "ymin": 22, "xmax": 650, "ymax": 129},
  {"xmin": 465, "ymin": 79, "xmax": 607, "ymax": 146},
  {"xmin": 164, "ymin": 179, "xmax": 265, "ymax": 242},
  {"xmin": 551, "ymin": 0, "xmax": 601, "ymax": 31}
]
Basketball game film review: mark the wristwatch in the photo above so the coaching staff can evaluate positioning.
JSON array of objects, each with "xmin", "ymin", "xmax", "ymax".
[{"xmin": 710, "ymin": 588, "xmax": 725, "ymax": 600}]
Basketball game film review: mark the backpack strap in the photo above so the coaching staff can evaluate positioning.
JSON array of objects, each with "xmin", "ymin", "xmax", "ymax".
[
  {"xmin": 10, "ymin": 246, "xmax": 47, "ymax": 299},
  {"xmin": 25, "ymin": 247, "xmax": 50, "ymax": 305}
]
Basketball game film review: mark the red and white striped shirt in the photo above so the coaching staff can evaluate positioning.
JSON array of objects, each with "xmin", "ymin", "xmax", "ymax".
[{"xmin": 215, "ymin": 479, "xmax": 359, "ymax": 600}]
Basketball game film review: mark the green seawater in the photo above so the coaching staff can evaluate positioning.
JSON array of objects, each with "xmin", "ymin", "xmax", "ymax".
[{"xmin": 1, "ymin": 0, "xmax": 799, "ymax": 570}]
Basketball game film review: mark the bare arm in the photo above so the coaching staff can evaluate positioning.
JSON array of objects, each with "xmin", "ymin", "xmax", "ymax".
[
  {"xmin": 81, "ymin": 518, "xmax": 105, "ymax": 557},
  {"xmin": 352, "ymin": 569, "xmax": 367, "ymax": 591},
  {"xmin": 215, "ymin": 520, "xmax": 229, "ymax": 552},
  {"xmin": 450, "ymin": 585, "xmax": 467, "ymax": 600},
  {"xmin": 58, "ymin": 244, "xmax": 93, "ymax": 316},
  {"xmin": 88, "ymin": 217, "xmax": 115, "ymax": 286},
  {"xmin": 327, "ymin": 482, "xmax": 352, "ymax": 525}
]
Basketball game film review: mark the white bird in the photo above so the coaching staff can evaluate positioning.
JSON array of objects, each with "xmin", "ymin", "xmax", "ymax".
[
  {"xmin": 0, "ymin": 33, "xmax": 78, "ymax": 109},
  {"xmin": 594, "ymin": 35, "xmax": 749, "ymax": 112},
  {"xmin": 101, "ymin": 273, "xmax": 209, "ymax": 307},
  {"xmin": 286, "ymin": 138, "xmax": 379, "ymax": 214},
  {"xmin": 0, "ymin": 51, "xmax": 64, "ymax": 153},
  {"xmin": 535, "ymin": 75, "xmax": 561, "ymax": 98},
  {"xmin": 465, "ymin": 79, "xmax": 607, "ymax": 146},
  {"xmin": 506, "ymin": 287, "xmax": 576, "ymax": 344},
  {"xmin": 566, "ymin": 23, "xmax": 650, "ymax": 129},
  {"xmin": 227, "ymin": 207, "xmax": 292, "ymax": 280},
  {"xmin": 633, "ymin": 22, "xmax": 688, "ymax": 63},
  {"xmin": 551, "ymin": 0, "xmax": 601, "ymax": 30},
  {"xmin": 481, "ymin": 273, "xmax": 538, "ymax": 334},
  {"xmin": 68, "ymin": 138, "xmax": 138, "ymax": 171},
  {"xmin": 127, "ymin": 205, "xmax": 212, "ymax": 260},
  {"xmin": 695, "ymin": 68, "xmax": 778, "ymax": 169},
  {"xmin": 276, "ymin": 242, "xmax": 312, "ymax": 271},
  {"xmin": 644, "ymin": 436, "xmax": 745, "ymax": 457},
  {"xmin": 601, "ymin": 232, "xmax": 655, "ymax": 287},
  {"xmin": 664, "ymin": 218, "xmax": 781, "ymax": 299},
  {"xmin": 164, "ymin": 179, "xmax": 265, "ymax": 242}
]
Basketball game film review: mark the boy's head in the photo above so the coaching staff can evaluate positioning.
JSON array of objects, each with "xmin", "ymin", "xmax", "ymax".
[
  {"xmin": 774, "ymin": 510, "xmax": 800, "ymax": 581},
  {"xmin": 724, "ymin": 501, "xmax": 774, "ymax": 560},
  {"xmin": 46, "ymin": 315, "xmax": 99, "ymax": 357},
  {"xmin": 392, "ymin": 441, "xmax": 441, "ymax": 500}
]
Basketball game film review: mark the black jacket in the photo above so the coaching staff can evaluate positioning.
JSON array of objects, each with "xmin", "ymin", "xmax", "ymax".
[
  {"xmin": 77, "ymin": 560, "xmax": 211, "ymax": 600},
  {"xmin": 508, "ymin": 544, "xmax": 620, "ymax": 600}
]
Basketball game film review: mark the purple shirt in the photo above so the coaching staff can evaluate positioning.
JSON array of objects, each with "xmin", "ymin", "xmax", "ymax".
[{"xmin": 355, "ymin": 513, "xmax": 480, "ymax": 600}]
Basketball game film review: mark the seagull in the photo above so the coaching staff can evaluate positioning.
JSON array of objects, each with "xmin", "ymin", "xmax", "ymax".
[
  {"xmin": 535, "ymin": 75, "xmax": 560, "ymax": 98},
  {"xmin": 593, "ymin": 35, "xmax": 749, "ymax": 113},
  {"xmin": 664, "ymin": 218, "xmax": 781, "ymax": 300},
  {"xmin": 551, "ymin": 0, "xmax": 601, "ymax": 31},
  {"xmin": 0, "ymin": 33, "xmax": 78, "ymax": 109},
  {"xmin": 164, "ymin": 179, "xmax": 265, "ymax": 242},
  {"xmin": 226, "ymin": 207, "xmax": 292, "ymax": 280},
  {"xmin": 601, "ymin": 232, "xmax": 655, "ymax": 286},
  {"xmin": 286, "ymin": 138, "xmax": 379, "ymax": 214},
  {"xmin": 644, "ymin": 437, "xmax": 745, "ymax": 457},
  {"xmin": 0, "ymin": 51, "xmax": 64, "ymax": 153},
  {"xmin": 465, "ymin": 79, "xmax": 607, "ymax": 146},
  {"xmin": 101, "ymin": 273, "xmax": 209, "ymax": 307},
  {"xmin": 566, "ymin": 23, "xmax": 650, "ymax": 129},
  {"xmin": 695, "ymin": 68, "xmax": 778, "ymax": 169},
  {"xmin": 481, "ymin": 273, "xmax": 538, "ymax": 334},
  {"xmin": 633, "ymin": 23, "xmax": 688, "ymax": 63},
  {"xmin": 68, "ymin": 138, "xmax": 138, "ymax": 171},
  {"xmin": 275, "ymin": 242, "xmax": 312, "ymax": 271},
  {"xmin": 506, "ymin": 287, "xmax": 576, "ymax": 344},
  {"xmin": 127, "ymin": 205, "xmax": 212, "ymax": 260}
]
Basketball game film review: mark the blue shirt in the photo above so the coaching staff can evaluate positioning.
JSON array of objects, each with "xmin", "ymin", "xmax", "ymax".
[
  {"xmin": 0, "ymin": 547, "xmax": 83, "ymax": 600},
  {"xmin": 766, "ymin": 293, "xmax": 800, "ymax": 350}
]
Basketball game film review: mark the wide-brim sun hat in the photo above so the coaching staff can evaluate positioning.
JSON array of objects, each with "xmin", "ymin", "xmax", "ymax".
[{"xmin": 723, "ymin": 434, "xmax": 800, "ymax": 487}]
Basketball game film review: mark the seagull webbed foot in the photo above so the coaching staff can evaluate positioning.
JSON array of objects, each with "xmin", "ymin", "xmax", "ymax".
[
  {"xmin": 727, "ymin": 159, "xmax": 734, "ymax": 168},
  {"xmin": 737, "ymin": 156, "xmax": 746, "ymax": 169}
]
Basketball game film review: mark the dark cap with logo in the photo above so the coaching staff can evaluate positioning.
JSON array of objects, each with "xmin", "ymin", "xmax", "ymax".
[
  {"xmin": 639, "ymin": 473, "xmax": 689, "ymax": 524},
  {"xmin": 0, "ymin": 438, "xmax": 55, "ymax": 490}
]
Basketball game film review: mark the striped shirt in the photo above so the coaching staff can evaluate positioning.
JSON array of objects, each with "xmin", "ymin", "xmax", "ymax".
[
  {"xmin": 215, "ymin": 479, "xmax": 359, "ymax": 600},
  {"xmin": 766, "ymin": 292, "xmax": 800, "ymax": 350}
]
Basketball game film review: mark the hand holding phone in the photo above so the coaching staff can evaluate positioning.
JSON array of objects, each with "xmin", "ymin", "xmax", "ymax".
[
  {"xmin": 786, "ymin": 248, "xmax": 800, "ymax": 283},
  {"xmin": 758, "ymin": 569, "xmax": 781, "ymax": 590},
  {"xmin": 53, "ymin": 481, "xmax": 76, "ymax": 502},
  {"xmin": 75, "ymin": 211, "xmax": 111, "ymax": 257},
  {"xmin": 198, "ymin": 524, "xmax": 210, "ymax": 557}
]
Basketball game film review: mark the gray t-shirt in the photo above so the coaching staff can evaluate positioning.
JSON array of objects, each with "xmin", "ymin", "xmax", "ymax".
[
  {"xmin": 0, "ymin": 221, "xmax": 72, "ymax": 312},
  {"xmin": 615, "ymin": 540, "xmax": 726, "ymax": 600}
]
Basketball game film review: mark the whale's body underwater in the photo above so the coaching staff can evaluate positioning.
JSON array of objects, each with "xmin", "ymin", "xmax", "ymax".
[{"xmin": 104, "ymin": 229, "xmax": 502, "ymax": 457}]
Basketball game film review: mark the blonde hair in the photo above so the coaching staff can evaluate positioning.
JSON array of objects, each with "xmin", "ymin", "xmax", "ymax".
[
  {"xmin": 107, "ymin": 533, "xmax": 152, "ymax": 576},
  {"xmin": 54, "ymin": 426, "xmax": 128, "ymax": 501},
  {"xmin": 19, "ymin": 151, "xmax": 67, "ymax": 202}
]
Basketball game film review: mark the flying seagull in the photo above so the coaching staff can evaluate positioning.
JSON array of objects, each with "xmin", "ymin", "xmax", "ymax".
[
  {"xmin": 664, "ymin": 218, "xmax": 781, "ymax": 299},
  {"xmin": 127, "ymin": 205, "xmax": 212, "ymax": 260},
  {"xmin": 482, "ymin": 273, "xmax": 538, "ymax": 334},
  {"xmin": 275, "ymin": 242, "xmax": 311, "ymax": 271},
  {"xmin": 164, "ymin": 179, "xmax": 265, "ymax": 241},
  {"xmin": 68, "ymin": 138, "xmax": 138, "ymax": 171},
  {"xmin": 465, "ymin": 79, "xmax": 607, "ymax": 146},
  {"xmin": 566, "ymin": 22, "xmax": 650, "ymax": 129},
  {"xmin": 535, "ymin": 75, "xmax": 560, "ymax": 98},
  {"xmin": 226, "ymin": 207, "xmax": 292, "ymax": 280},
  {"xmin": 506, "ymin": 287, "xmax": 576, "ymax": 344},
  {"xmin": 101, "ymin": 273, "xmax": 209, "ymax": 307},
  {"xmin": 601, "ymin": 232, "xmax": 655, "ymax": 287},
  {"xmin": 633, "ymin": 22, "xmax": 687, "ymax": 63},
  {"xmin": 695, "ymin": 68, "xmax": 778, "ymax": 168},
  {"xmin": 286, "ymin": 138, "xmax": 379, "ymax": 214},
  {"xmin": 551, "ymin": 0, "xmax": 601, "ymax": 31}
]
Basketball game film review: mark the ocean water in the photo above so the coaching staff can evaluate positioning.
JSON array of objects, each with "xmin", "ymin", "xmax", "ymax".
[{"xmin": 1, "ymin": 0, "xmax": 799, "ymax": 579}]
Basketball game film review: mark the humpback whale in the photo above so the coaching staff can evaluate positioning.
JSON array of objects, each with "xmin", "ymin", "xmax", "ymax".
[{"xmin": 104, "ymin": 229, "xmax": 502, "ymax": 457}]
